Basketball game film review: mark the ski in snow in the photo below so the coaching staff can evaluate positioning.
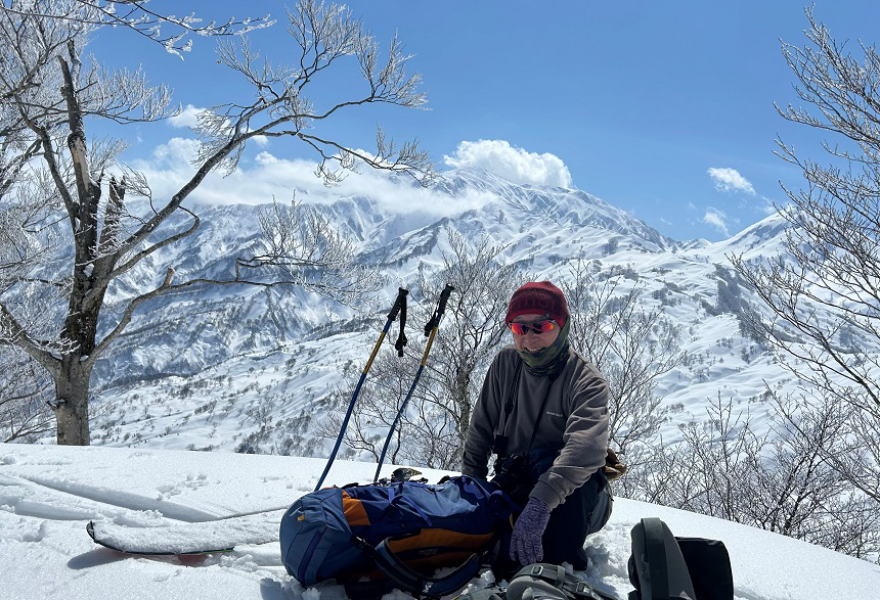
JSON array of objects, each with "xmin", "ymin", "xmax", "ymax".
[{"xmin": 86, "ymin": 510, "xmax": 282, "ymax": 556}]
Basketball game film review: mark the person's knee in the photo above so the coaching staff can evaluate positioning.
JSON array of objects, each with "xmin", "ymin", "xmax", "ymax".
[{"xmin": 586, "ymin": 487, "xmax": 613, "ymax": 534}]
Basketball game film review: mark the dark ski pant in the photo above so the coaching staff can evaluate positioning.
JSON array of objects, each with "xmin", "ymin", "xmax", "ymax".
[
  {"xmin": 541, "ymin": 470, "xmax": 612, "ymax": 569},
  {"xmin": 494, "ymin": 470, "xmax": 612, "ymax": 575}
]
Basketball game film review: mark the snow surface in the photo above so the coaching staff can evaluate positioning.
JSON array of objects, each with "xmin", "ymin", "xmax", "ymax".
[{"xmin": 1, "ymin": 444, "xmax": 878, "ymax": 600}]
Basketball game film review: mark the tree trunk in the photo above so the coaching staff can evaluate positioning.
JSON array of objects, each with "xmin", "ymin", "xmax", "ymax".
[
  {"xmin": 53, "ymin": 255, "xmax": 110, "ymax": 445},
  {"xmin": 53, "ymin": 358, "xmax": 91, "ymax": 445}
]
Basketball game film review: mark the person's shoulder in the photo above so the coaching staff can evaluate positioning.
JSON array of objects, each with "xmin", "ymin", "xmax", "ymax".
[
  {"xmin": 493, "ymin": 345, "xmax": 519, "ymax": 366},
  {"xmin": 565, "ymin": 347, "xmax": 592, "ymax": 370},
  {"xmin": 565, "ymin": 348, "xmax": 605, "ymax": 381},
  {"xmin": 485, "ymin": 346, "xmax": 519, "ymax": 382}
]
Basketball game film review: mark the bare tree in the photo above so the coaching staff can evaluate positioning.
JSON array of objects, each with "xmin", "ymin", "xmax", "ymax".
[
  {"xmin": 0, "ymin": 1, "xmax": 274, "ymax": 57},
  {"xmin": 635, "ymin": 393, "xmax": 880, "ymax": 561},
  {"xmin": 563, "ymin": 259, "xmax": 684, "ymax": 494},
  {"xmin": 414, "ymin": 234, "xmax": 523, "ymax": 456},
  {"xmin": 0, "ymin": 0, "xmax": 431, "ymax": 445},
  {"xmin": 0, "ymin": 351, "xmax": 54, "ymax": 442},
  {"xmin": 339, "ymin": 233, "xmax": 523, "ymax": 470},
  {"xmin": 239, "ymin": 198, "xmax": 383, "ymax": 301},
  {"xmin": 667, "ymin": 395, "xmax": 762, "ymax": 522},
  {"xmin": 756, "ymin": 391, "xmax": 878, "ymax": 557},
  {"xmin": 730, "ymin": 8, "xmax": 880, "ymax": 505},
  {"xmin": 322, "ymin": 354, "xmax": 410, "ymax": 464}
]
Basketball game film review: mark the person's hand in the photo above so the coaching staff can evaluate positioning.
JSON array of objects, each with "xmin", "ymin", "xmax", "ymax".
[
  {"xmin": 604, "ymin": 448, "xmax": 628, "ymax": 482},
  {"xmin": 509, "ymin": 497, "xmax": 551, "ymax": 565}
]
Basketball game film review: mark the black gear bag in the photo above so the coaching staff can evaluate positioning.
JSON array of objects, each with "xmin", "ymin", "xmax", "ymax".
[{"xmin": 627, "ymin": 518, "xmax": 733, "ymax": 600}]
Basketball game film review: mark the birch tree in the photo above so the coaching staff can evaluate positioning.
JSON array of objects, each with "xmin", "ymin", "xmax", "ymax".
[{"xmin": 0, "ymin": 0, "xmax": 431, "ymax": 445}]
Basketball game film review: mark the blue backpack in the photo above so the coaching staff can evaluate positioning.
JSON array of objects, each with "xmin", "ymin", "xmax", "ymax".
[{"xmin": 280, "ymin": 475, "xmax": 517, "ymax": 597}]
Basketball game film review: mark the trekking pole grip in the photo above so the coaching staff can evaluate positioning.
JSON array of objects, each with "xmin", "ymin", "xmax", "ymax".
[
  {"xmin": 388, "ymin": 287, "xmax": 409, "ymax": 321},
  {"xmin": 436, "ymin": 283, "xmax": 454, "ymax": 315},
  {"xmin": 420, "ymin": 284, "xmax": 455, "ymax": 364},
  {"xmin": 423, "ymin": 284, "xmax": 455, "ymax": 336}
]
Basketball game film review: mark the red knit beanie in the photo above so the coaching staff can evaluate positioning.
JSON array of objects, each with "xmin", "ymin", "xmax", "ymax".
[{"xmin": 505, "ymin": 281, "xmax": 569, "ymax": 326}]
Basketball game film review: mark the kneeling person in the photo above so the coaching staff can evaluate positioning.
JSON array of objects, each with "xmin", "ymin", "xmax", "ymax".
[{"xmin": 462, "ymin": 281, "xmax": 612, "ymax": 570}]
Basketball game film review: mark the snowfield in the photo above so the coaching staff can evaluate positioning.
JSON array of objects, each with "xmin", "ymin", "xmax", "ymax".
[{"xmin": 1, "ymin": 444, "xmax": 878, "ymax": 600}]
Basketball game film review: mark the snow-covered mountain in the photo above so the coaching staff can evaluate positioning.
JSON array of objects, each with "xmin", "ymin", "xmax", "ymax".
[
  {"xmin": 1, "ymin": 444, "xmax": 878, "ymax": 600},
  {"xmin": 75, "ymin": 167, "xmax": 801, "ymax": 455}
]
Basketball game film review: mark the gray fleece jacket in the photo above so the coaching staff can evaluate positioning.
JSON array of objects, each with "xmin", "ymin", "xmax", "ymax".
[{"xmin": 461, "ymin": 346, "xmax": 609, "ymax": 510}]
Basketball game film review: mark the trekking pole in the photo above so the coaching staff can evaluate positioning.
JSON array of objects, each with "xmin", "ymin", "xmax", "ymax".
[
  {"xmin": 315, "ymin": 287, "xmax": 409, "ymax": 491},
  {"xmin": 373, "ymin": 284, "xmax": 455, "ymax": 483}
]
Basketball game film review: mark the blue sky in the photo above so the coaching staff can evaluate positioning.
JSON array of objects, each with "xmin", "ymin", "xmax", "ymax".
[{"xmin": 88, "ymin": 1, "xmax": 880, "ymax": 242}]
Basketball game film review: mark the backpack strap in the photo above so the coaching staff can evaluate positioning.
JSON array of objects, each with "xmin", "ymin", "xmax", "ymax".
[
  {"xmin": 642, "ymin": 519, "xmax": 670, "ymax": 600},
  {"xmin": 507, "ymin": 563, "xmax": 617, "ymax": 600},
  {"xmin": 492, "ymin": 359, "xmax": 523, "ymax": 455},
  {"xmin": 353, "ymin": 536, "xmax": 482, "ymax": 599}
]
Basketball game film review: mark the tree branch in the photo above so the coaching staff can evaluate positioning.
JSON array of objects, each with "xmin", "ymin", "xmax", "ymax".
[
  {"xmin": 108, "ymin": 206, "xmax": 200, "ymax": 281},
  {"xmin": 0, "ymin": 301, "xmax": 59, "ymax": 373}
]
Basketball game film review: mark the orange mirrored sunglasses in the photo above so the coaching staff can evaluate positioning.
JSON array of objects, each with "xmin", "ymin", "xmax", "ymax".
[{"xmin": 506, "ymin": 319, "xmax": 558, "ymax": 335}]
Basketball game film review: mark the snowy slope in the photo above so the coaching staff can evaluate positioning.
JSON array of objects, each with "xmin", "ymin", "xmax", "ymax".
[{"xmin": 1, "ymin": 444, "xmax": 878, "ymax": 600}]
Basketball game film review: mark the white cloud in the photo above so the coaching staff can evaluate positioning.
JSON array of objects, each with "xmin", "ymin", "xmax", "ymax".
[
  {"xmin": 131, "ymin": 138, "xmax": 497, "ymax": 218},
  {"xmin": 757, "ymin": 194, "xmax": 778, "ymax": 216},
  {"xmin": 707, "ymin": 167, "xmax": 755, "ymax": 195},
  {"xmin": 443, "ymin": 139, "xmax": 572, "ymax": 188},
  {"xmin": 149, "ymin": 137, "xmax": 201, "ymax": 163},
  {"xmin": 703, "ymin": 208, "xmax": 730, "ymax": 236},
  {"xmin": 168, "ymin": 104, "xmax": 208, "ymax": 129}
]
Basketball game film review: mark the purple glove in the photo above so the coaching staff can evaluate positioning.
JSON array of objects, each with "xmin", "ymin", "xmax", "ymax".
[{"xmin": 510, "ymin": 497, "xmax": 551, "ymax": 566}]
